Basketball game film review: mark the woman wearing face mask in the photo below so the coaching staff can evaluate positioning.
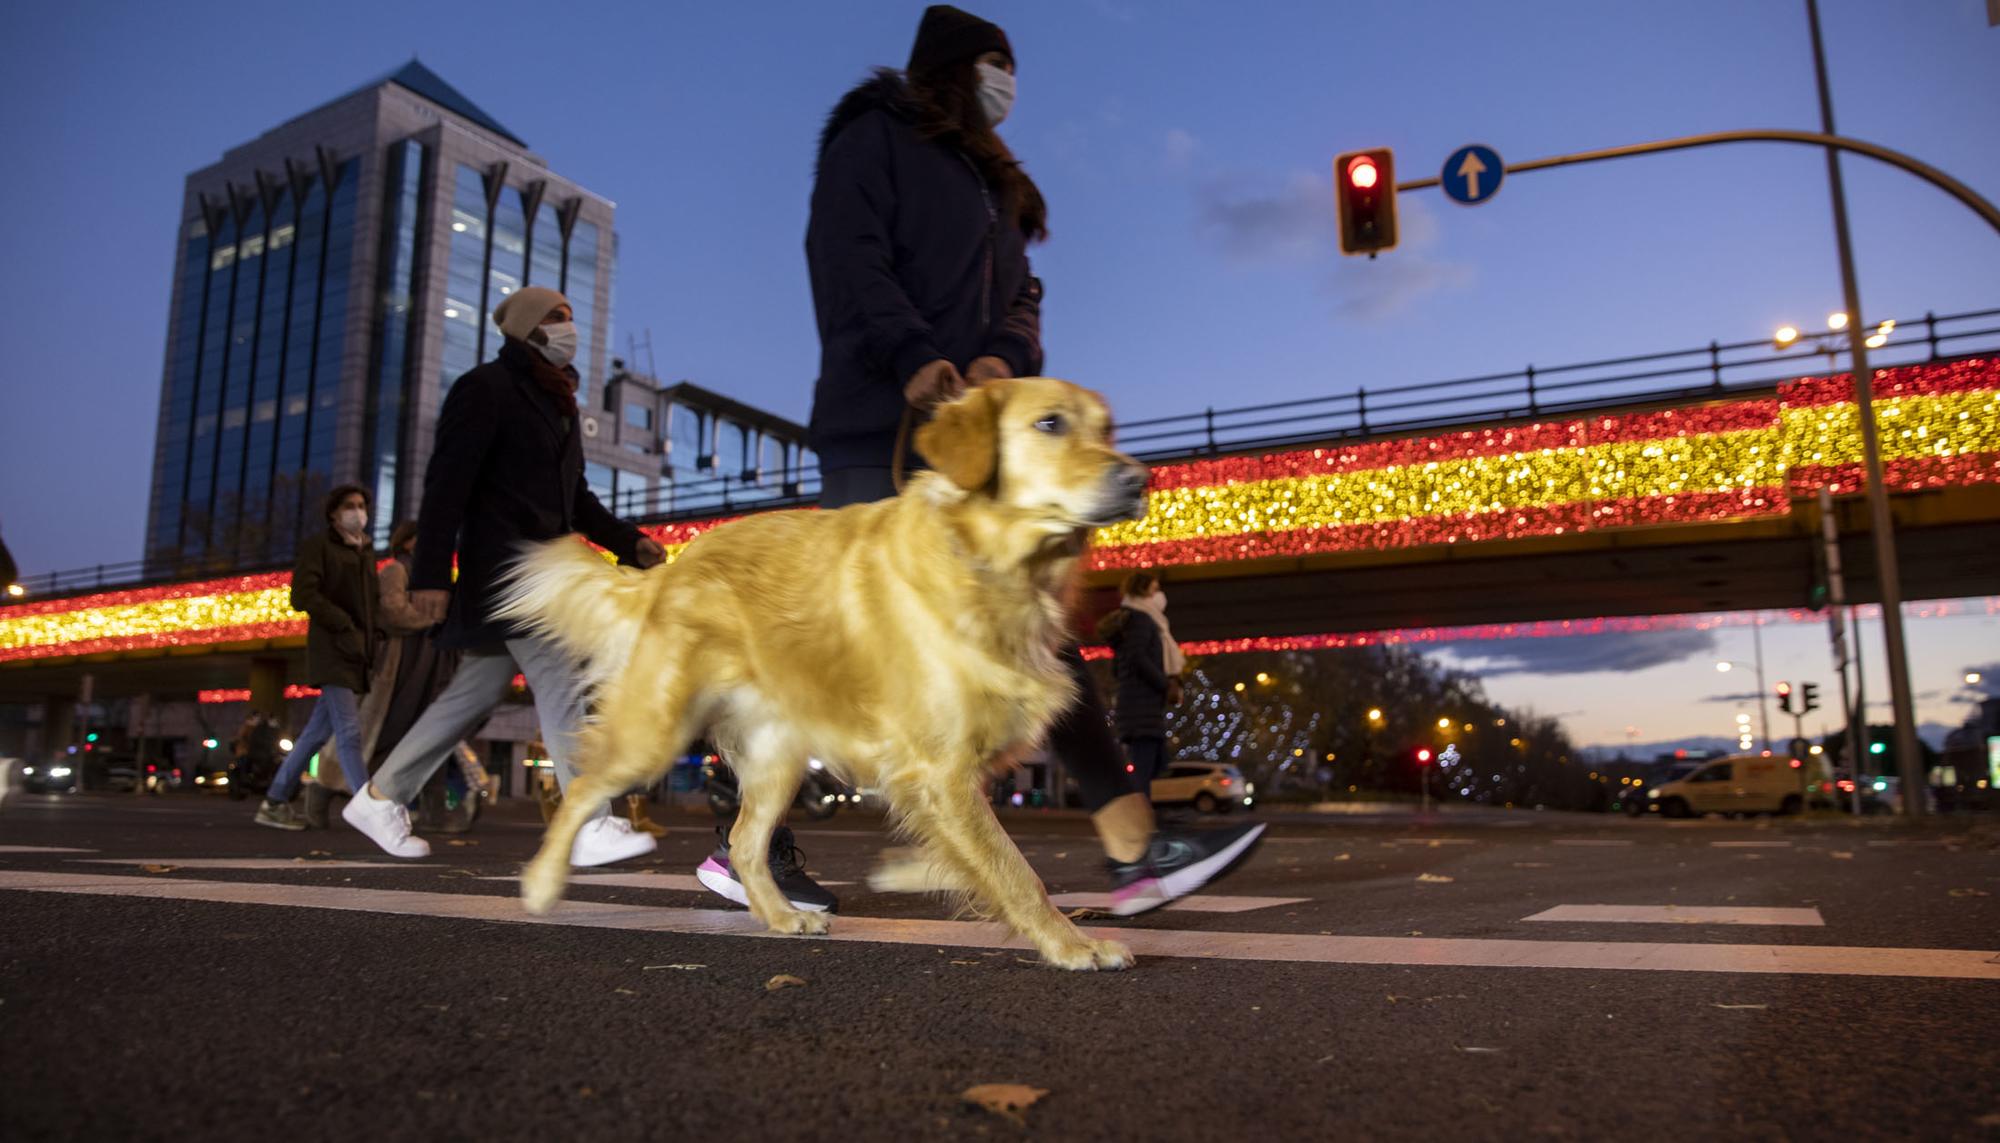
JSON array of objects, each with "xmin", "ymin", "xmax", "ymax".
[
  {"xmin": 348, "ymin": 287, "xmax": 664, "ymax": 864},
  {"xmin": 254, "ymin": 485, "xmax": 379, "ymax": 830},
  {"xmin": 1095, "ymin": 571, "xmax": 1187, "ymax": 797},
  {"xmin": 746, "ymin": 6, "xmax": 1262, "ymax": 919}
]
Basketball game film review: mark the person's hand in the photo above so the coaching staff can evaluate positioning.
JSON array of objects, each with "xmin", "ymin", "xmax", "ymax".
[
  {"xmin": 965, "ymin": 355, "xmax": 1013, "ymax": 383},
  {"xmin": 411, "ymin": 589, "xmax": 450, "ymax": 626},
  {"xmin": 904, "ymin": 358, "xmax": 966, "ymax": 411},
  {"xmin": 1166, "ymin": 677, "xmax": 1186, "ymax": 708},
  {"xmin": 633, "ymin": 535, "xmax": 666, "ymax": 568}
]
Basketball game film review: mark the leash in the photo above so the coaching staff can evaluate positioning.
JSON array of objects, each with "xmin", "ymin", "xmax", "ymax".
[{"xmin": 891, "ymin": 406, "xmax": 917, "ymax": 494}]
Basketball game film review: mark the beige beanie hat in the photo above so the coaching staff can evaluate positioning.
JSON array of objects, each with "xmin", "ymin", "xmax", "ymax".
[{"xmin": 492, "ymin": 286, "xmax": 569, "ymax": 340}]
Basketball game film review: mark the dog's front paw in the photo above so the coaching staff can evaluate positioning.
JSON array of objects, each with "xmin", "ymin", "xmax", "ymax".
[
  {"xmin": 1042, "ymin": 937, "xmax": 1135, "ymax": 972},
  {"xmin": 764, "ymin": 909, "xmax": 832, "ymax": 937}
]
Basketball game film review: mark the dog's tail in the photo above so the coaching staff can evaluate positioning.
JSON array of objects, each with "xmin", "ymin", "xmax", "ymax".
[{"xmin": 492, "ymin": 538, "xmax": 655, "ymax": 689}]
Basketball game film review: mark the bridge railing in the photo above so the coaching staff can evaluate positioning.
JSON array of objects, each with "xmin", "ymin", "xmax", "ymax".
[{"xmin": 12, "ymin": 306, "xmax": 1998, "ymax": 599}]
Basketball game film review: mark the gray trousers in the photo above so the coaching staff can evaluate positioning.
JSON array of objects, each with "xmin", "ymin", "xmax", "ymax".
[{"xmin": 371, "ymin": 636, "xmax": 606, "ymax": 822}]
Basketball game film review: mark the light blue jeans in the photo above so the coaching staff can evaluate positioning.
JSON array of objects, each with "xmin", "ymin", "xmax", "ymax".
[
  {"xmin": 267, "ymin": 685, "xmax": 368, "ymax": 803},
  {"xmin": 371, "ymin": 636, "xmax": 606, "ymax": 822}
]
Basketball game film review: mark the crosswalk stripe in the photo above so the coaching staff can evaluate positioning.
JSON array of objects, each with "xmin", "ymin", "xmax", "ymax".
[
  {"xmin": 0, "ymin": 845, "xmax": 95, "ymax": 854},
  {"xmin": 478, "ymin": 873, "xmax": 855, "ymax": 892},
  {"xmin": 80, "ymin": 858, "xmax": 432, "ymax": 870},
  {"xmin": 1522, "ymin": 905, "xmax": 1824, "ymax": 927},
  {"xmin": 1551, "ymin": 839, "xmax": 1634, "ymax": 847},
  {"xmin": 1047, "ymin": 892, "xmax": 1308, "ymax": 914},
  {"xmin": 1711, "ymin": 841, "xmax": 1793, "ymax": 849},
  {"xmin": 4, "ymin": 872, "xmax": 1995, "ymax": 981}
]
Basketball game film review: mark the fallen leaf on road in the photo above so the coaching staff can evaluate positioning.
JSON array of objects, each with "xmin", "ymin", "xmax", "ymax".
[
  {"xmin": 643, "ymin": 964, "xmax": 705, "ymax": 971},
  {"xmin": 140, "ymin": 864, "xmax": 176, "ymax": 874},
  {"xmin": 949, "ymin": 960, "xmax": 982, "ymax": 966},
  {"xmin": 1948, "ymin": 888, "xmax": 1990, "ymax": 897},
  {"xmin": 614, "ymin": 988, "xmax": 637, "ymax": 996},
  {"xmin": 1386, "ymin": 994, "xmax": 1411, "ymax": 1003},
  {"xmin": 764, "ymin": 974, "xmax": 807, "ymax": 992},
  {"xmin": 1831, "ymin": 852, "xmax": 1854, "ymax": 860},
  {"xmin": 1416, "ymin": 873, "xmax": 1454, "ymax": 884},
  {"xmin": 1333, "ymin": 853, "xmax": 1351, "ymax": 861},
  {"xmin": 306, "ymin": 850, "xmax": 333, "ymax": 858},
  {"xmin": 962, "ymin": 1083, "xmax": 1047, "ymax": 1125},
  {"xmin": 1315, "ymin": 1054, "xmax": 1336, "ymax": 1065},
  {"xmin": 1455, "ymin": 1046, "xmax": 1502, "ymax": 1054},
  {"xmin": 447, "ymin": 839, "xmax": 478, "ymax": 847},
  {"xmin": 1052, "ymin": 852, "xmax": 1068, "ymax": 860},
  {"xmin": 1712, "ymin": 1003, "xmax": 1768, "ymax": 1010},
  {"xmin": 1512, "ymin": 862, "xmax": 1551, "ymax": 868}
]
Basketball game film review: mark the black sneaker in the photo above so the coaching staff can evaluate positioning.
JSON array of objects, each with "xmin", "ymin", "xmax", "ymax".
[
  {"xmin": 1108, "ymin": 822, "xmax": 1266, "ymax": 916},
  {"xmin": 695, "ymin": 826, "xmax": 839, "ymax": 913}
]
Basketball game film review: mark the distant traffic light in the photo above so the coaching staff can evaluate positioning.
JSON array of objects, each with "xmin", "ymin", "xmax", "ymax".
[
  {"xmin": 85, "ymin": 732, "xmax": 98, "ymax": 742},
  {"xmin": 1415, "ymin": 747, "xmax": 1433, "ymax": 765},
  {"xmin": 1868, "ymin": 740, "xmax": 1887, "ymax": 755},
  {"xmin": 1800, "ymin": 683, "xmax": 1820, "ymax": 715},
  {"xmin": 1335, "ymin": 148, "xmax": 1398, "ymax": 256},
  {"xmin": 1776, "ymin": 681, "xmax": 1795, "ymax": 716}
]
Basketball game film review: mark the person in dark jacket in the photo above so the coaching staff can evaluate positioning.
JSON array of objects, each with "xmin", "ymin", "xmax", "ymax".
[
  {"xmin": 254, "ymin": 485, "xmax": 379, "ymax": 830},
  {"xmin": 715, "ymin": 5, "xmax": 1261, "ymax": 919},
  {"xmin": 345, "ymin": 286, "xmax": 665, "ymax": 865},
  {"xmin": 1096, "ymin": 571, "xmax": 1187, "ymax": 795}
]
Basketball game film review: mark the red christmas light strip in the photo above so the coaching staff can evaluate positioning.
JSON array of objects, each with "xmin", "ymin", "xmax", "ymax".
[{"xmin": 198, "ymin": 684, "xmax": 323, "ymax": 704}]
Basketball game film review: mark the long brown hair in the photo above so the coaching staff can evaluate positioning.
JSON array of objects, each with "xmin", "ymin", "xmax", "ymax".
[{"xmin": 906, "ymin": 59, "xmax": 1048, "ymax": 242}]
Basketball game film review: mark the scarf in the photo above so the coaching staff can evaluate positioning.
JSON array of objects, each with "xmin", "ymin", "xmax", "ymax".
[
  {"xmin": 508, "ymin": 338, "xmax": 580, "ymax": 417},
  {"xmin": 1122, "ymin": 592, "xmax": 1186, "ymax": 677}
]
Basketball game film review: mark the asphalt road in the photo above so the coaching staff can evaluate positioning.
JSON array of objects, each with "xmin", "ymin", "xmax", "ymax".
[{"xmin": 2, "ymin": 792, "xmax": 1997, "ymax": 1141}]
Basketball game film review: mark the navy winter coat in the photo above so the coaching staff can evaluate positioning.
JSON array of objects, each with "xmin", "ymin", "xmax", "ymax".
[{"xmin": 806, "ymin": 71, "xmax": 1044, "ymax": 473}]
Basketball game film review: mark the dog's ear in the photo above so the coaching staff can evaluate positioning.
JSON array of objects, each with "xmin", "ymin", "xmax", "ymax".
[{"xmin": 915, "ymin": 383, "xmax": 1003, "ymax": 491}]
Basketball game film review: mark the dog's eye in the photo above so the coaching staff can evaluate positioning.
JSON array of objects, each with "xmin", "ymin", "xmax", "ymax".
[{"xmin": 1034, "ymin": 413, "xmax": 1067, "ymax": 435}]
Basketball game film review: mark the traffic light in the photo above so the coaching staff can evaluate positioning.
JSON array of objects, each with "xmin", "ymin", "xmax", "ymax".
[
  {"xmin": 1415, "ymin": 747, "xmax": 1433, "ymax": 765},
  {"xmin": 1335, "ymin": 148, "xmax": 1398, "ymax": 256},
  {"xmin": 1776, "ymin": 682, "xmax": 1795, "ymax": 716},
  {"xmin": 85, "ymin": 732, "xmax": 99, "ymax": 742},
  {"xmin": 1868, "ymin": 740, "xmax": 1887, "ymax": 756},
  {"xmin": 1800, "ymin": 683, "xmax": 1820, "ymax": 715}
]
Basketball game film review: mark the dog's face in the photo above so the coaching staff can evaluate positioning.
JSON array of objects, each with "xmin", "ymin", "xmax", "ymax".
[{"xmin": 914, "ymin": 377, "xmax": 1151, "ymax": 530}]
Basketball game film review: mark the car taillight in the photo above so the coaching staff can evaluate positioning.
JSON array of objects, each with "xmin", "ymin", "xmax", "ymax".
[
  {"xmin": 146, "ymin": 764, "xmax": 156, "ymax": 773},
  {"xmin": 1220, "ymin": 777, "xmax": 1231, "ymax": 787}
]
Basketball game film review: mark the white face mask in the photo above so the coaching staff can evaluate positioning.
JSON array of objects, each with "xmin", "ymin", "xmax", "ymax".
[
  {"xmin": 534, "ymin": 321, "xmax": 579, "ymax": 368},
  {"xmin": 976, "ymin": 62, "xmax": 1015, "ymax": 127},
  {"xmin": 1153, "ymin": 591, "xmax": 1168, "ymax": 611},
  {"xmin": 337, "ymin": 508, "xmax": 368, "ymax": 536}
]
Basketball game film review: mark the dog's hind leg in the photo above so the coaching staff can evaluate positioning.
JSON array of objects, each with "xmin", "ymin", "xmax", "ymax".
[
  {"xmin": 724, "ymin": 729, "xmax": 828, "ymax": 936},
  {"xmin": 898, "ymin": 771, "xmax": 1133, "ymax": 971}
]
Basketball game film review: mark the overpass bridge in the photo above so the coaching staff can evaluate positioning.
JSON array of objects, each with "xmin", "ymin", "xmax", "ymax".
[{"xmin": 4, "ymin": 309, "xmax": 1998, "ymax": 710}]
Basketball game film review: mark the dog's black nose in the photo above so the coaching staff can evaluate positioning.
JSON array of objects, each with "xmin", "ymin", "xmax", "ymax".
[{"xmin": 1114, "ymin": 463, "xmax": 1150, "ymax": 496}]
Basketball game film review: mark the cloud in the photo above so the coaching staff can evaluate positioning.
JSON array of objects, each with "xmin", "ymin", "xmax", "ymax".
[
  {"xmin": 1445, "ymin": 628, "xmax": 1718, "ymax": 677},
  {"xmin": 1194, "ymin": 171, "xmax": 1473, "ymax": 320},
  {"xmin": 1163, "ymin": 128, "xmax": 1198, "ymax": 173},
  {"xmin": 1698, "ymin": 690, "xmax": 1770, "ymax": 705}
]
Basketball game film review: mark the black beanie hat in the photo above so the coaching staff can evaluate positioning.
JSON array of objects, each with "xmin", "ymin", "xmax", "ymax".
[{"xmin": 906, "ymin": 5, "xmax": 1012, "ymax": 77}]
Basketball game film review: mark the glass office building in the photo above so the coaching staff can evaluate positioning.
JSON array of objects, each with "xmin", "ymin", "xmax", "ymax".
[{"xmin": 145, "ymin": 62, "xmax": 627, "ymax": 572}]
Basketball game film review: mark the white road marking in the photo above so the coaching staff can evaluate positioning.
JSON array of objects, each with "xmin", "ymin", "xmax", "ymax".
[
  {"xmin": 3, "ymin": 872, "xmax": 1995, "ymax": 981},
  {"xmin": 0, "ymin": 845, "xmax": 95, "ymax": 854},
  {"xmin": 477, "ymin": 873, "xmax": 854, "ymax": 892},
  {"xmin": 1047, "ymin": 892, "xmax": 1309, "ymax": 914},
  {"xmin": 79, "ymin": 858, "xmax": 432, "ymax": 870},
  {"xmin": 1711, "ymin": 841, "xmax": 1793, "ymax": 849},
  {"xmin": 1522, "ymin": 905, "xmax": 1824, "ymax": 927},
  {"xmin": 1551, "ymin": 840, "xmax": 1634, "ymax": 847}
]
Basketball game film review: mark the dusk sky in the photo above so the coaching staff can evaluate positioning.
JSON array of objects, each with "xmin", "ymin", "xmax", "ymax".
[{"xmin": 2, "ymin": 0, "xmax": 1994, "ymax": 748}]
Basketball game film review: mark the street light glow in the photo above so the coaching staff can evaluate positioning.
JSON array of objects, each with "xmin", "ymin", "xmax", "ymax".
[
  {"xmin": 1827, "ymin": 311, "xmax": 1848, "ymax": 331},
  {"xmin": 1367, "ymin": 708, "xmax": 1383, "ymax": 722},
  {"xmin": 1773, "ymin": 325, "xmax": 1800, "ymax": 347},
  {"xmin": 1437, "ymin": 717, "xmax": 1451, "ymax": 729},
  {"xmin": 1966, "ymin": 672, "xmax": 1982, "ymax": 684},
  {"xmin": 4, "ymin": 583, "xmax": 22, "ymax": 598}
]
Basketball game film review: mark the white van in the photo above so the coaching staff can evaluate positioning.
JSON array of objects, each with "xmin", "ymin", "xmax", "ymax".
[{"xmin": 1645, "ymin": 753, "xmax": 1806, "ymax": 817}]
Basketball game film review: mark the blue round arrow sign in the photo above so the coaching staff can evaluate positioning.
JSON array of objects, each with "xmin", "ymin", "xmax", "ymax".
[{"xmin": 1442, "ymin": 144, "xmax": 1503, "ymax": 205}]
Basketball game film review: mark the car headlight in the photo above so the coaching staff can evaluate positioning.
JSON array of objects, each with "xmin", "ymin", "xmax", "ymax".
[
  {"xmin": 49, "ymin": 766, "xmax": 73, "ymax": 778},
  {"xmin": 1647, "ymin": 788, "xmax": 1660, "ymax": 799},
  {"xmin": 22, "ymin": 766, "xmax": 34, "ymax": 775}
]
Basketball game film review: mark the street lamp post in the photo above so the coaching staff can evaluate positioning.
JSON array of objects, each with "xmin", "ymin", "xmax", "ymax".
[
  {"xmin": 1715, "ymin": 645, "xmax": 1771, "ymax": 752},
  {"xmin": 1804, "ymin": 0, "xmax": 1924, "ymax": 814}
]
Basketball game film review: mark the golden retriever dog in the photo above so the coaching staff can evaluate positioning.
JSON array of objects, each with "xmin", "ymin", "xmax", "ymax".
[{"xmin": 495, "ymin": 378, "xmax": 1152, "ymax": 971}]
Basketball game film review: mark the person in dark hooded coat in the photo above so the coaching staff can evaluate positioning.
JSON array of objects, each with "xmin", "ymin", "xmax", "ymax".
[{"xmin": 715, "ymin": 6, "xmax": 1262, "ymax": 921}]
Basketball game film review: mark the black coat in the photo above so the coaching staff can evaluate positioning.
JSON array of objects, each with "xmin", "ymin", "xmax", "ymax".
[
  {"xmin": 411, "ymin": 341, "xmax": 642, "ymax": 649},
  {"xmin": 1103, "ymin": 608, "xmax": 1170, "ymax": 741},
  {"xmin": 806, "ymin": 71, "xmax": 1044, "ymax": 473},
  {"xmin": 291, "ymin": 526, "xmax": 378, "ymax": 693}
]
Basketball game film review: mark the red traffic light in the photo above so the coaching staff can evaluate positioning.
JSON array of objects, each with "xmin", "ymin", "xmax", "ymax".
[
  {"xmin": 1333, "ymin": 148, "xmax": 1398, "ymax": 256},
  {"xmin": 1776, "ymin": 682, "xmax": 1791, "ymax": 695},
  {"xmin": 1416, "ymin": 748, "xmax": 1433, "ymax": 764}
]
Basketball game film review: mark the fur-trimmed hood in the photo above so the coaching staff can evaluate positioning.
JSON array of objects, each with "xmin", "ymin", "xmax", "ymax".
[{"xmin": 817, "ymin": 69, "xmax": 916, "ymax": 173}]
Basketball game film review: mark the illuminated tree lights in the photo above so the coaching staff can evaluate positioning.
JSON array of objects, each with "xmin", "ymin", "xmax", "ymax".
[{"xmin": 3, "ymin": 357, "xmax": 1995, "ymax": 663}]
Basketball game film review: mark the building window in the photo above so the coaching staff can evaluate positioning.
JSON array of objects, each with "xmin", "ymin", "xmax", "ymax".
[{"xmin": 624, "ymin": 403, "xmax": 651, "ymax": 430}]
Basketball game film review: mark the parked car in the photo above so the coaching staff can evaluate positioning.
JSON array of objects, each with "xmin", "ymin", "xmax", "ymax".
[
  {"xmin": 1644, "ymin": 754, "xmax": 1805, "ymax": 817},
  {"xmin": 1151, "ymin": 761, "xmax": 1254, "ymax": 813}
]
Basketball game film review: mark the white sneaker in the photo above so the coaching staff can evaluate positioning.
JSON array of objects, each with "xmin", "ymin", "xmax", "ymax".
[
  {"xmin": 342, "ymin": 784, "xmax": 432, "ymax": 858},
  {"xmin": 571, "ymin": 815, "xmax": 657, "ymax": 867}
]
